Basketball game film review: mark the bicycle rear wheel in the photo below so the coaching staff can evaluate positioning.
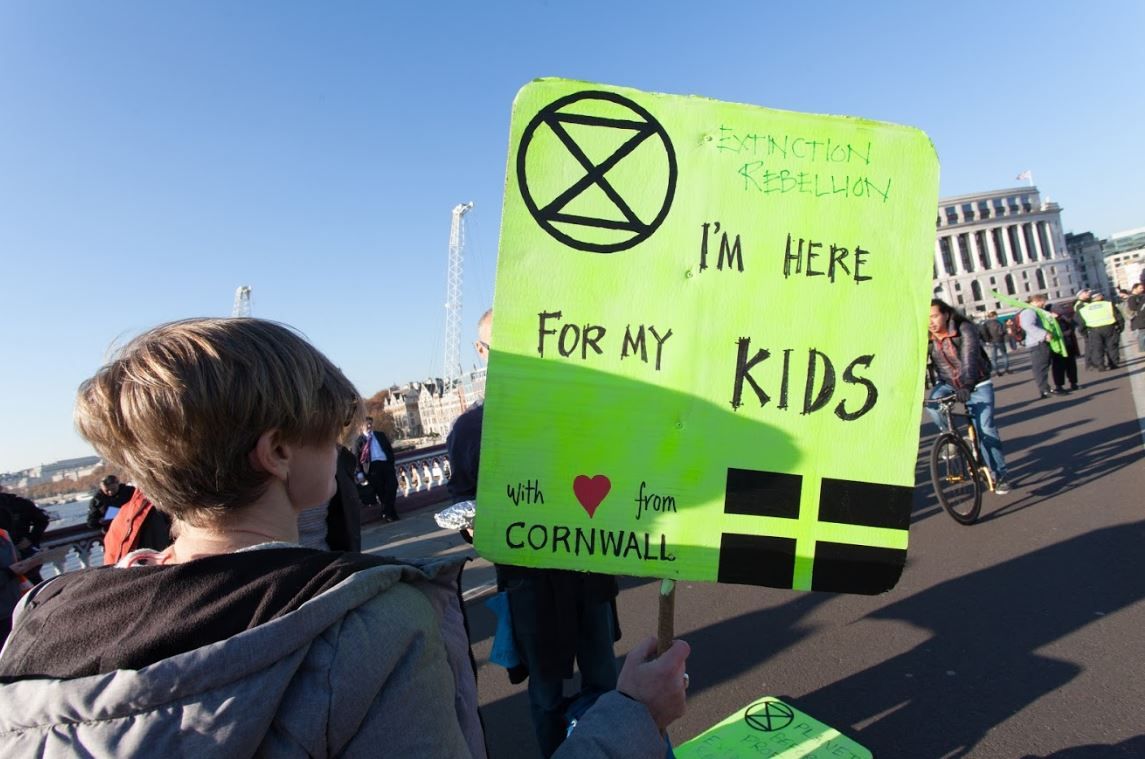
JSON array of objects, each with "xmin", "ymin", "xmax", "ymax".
[{"xmin": 930, "ymin": 432, "xmax": 982, "ymax": 525}]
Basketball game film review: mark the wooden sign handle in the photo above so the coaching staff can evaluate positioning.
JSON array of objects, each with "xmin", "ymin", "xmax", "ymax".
[{"xmin": 657, "ymin": 579, "xmax": 676, "ymax": 656}]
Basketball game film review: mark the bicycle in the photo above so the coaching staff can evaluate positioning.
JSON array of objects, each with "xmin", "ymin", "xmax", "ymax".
[{"xmin": 926, "ymin": 393, "xmax": 997, "ymax": 525}]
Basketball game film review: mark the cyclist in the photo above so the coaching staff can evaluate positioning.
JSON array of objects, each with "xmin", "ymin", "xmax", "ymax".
[{"xmin": 926, "ymin": 299, "xmax": 1011, "ymax": 495}]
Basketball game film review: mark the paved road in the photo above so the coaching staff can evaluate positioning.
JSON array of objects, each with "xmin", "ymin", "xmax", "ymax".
[{"xmin": 458, "ymin": 340, "xmax": 1145, "ymax": 758}]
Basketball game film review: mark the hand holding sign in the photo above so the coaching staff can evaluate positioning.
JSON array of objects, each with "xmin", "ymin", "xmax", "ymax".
[{"xmin": 616, "ymin": 635, "xmax": 691, "ymax": 733}]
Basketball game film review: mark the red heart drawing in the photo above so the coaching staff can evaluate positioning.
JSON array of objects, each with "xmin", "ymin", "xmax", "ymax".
[{"xmin": 573, "ymin": 475, "xmax": 611, "ymax": 518}]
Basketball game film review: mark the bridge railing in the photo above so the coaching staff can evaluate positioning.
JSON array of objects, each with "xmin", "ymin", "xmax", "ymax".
[
  {"xmin": 394, "ymin": 443, "xmax": 452, "ymax": 497},
  {"xmin": 39, "ymin": 445, "xmax": 457, "ymax": 575},
  {"xmin": 38, "ymin": 523, "xmax": 105, "ymax": 578}
]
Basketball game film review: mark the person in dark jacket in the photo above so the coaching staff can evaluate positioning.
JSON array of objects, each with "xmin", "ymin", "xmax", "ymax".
[
  {"xmin": 1048, "ymin": 303, "xmax": 1081, "ymax": 393},
  {"xmin": 86, "ymin": 475, "xmax": 135, "ymax": 531},
  {"xmin": 926, "ymin": 299, "xmax": 1010, "ymax": 495},
  {"xmin": 0, "ymin": 508, "xmax": 46, "ymax": 640},
  {"xmin": 980, "ymin": 311, "xmax": 1009, "ymax": 375},
  {"xmin": 0, "ymin": 490, "xmax": 51, "ymax": 584},
  {"xmin": 1127, "ymin": 282, "xmax": 1145, "ymax": 354},
  {"xmin": 447, "ymin": 309, "xmax": 622, "ymax": 758},
  {"xmin": 0, "ymin": 491, "xmax": 50, "ymax": 554},
  {"xmin": 326, "ymin": 445, "xmax": 364, "ymax": 552}
]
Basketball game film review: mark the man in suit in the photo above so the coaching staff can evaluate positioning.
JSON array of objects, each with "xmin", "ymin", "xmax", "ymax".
[{"xmin": 354, "ymin": 417, "xmax": 399, "ymax": 522}]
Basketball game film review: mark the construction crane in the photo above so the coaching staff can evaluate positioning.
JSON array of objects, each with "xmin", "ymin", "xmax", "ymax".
[
  {"xmin": 443, "ymin": 202, "xmax": 474, "ymax": 385},
  {"xmin": 232, "ymin": 285, "xmax": 252, "ymax": 317}
]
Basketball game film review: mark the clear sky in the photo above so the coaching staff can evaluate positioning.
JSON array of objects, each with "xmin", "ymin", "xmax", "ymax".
[{"xmin": 2, "ymin": 1, "xmax": 1143, "ymax": 473}]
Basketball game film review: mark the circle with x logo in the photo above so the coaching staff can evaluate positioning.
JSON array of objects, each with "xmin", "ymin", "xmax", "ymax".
[
  {"xmin": 744, "ymin": 700, "xmax": 795, "ymax": 732},
  {"xmin": 516, "ymin": 90, "xmax": 677, "ymax": 254}
]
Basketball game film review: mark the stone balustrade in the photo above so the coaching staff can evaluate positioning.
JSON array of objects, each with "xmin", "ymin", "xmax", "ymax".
[
  {"xmin": 38, "ymin": 523, "xmax": 104, "ymax": 578},
  {"xmin": 394, "ymin": 443, "xmax": 452, "ymax": 497}
]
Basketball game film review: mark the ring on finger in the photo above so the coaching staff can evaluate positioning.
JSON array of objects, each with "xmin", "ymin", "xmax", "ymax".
[{"xmin": 683, "ymin": 672, "xmax": 690, "ymax": 689}]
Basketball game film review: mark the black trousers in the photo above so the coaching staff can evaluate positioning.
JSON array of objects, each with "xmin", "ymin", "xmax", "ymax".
[
  {"xmin": 367, "ymin": 460, "xmax": 399, "ymax": 519},
  {"xmin": 1028, "ymin": 342, "xmax": 1051, "ymax": 395},
  {"xmin": 1051, "ymin": 352, "xmax": 1078, "ymax": 389},
  {"xmin": 1087, "ymin": 327, "xmax": 1120, "ymax": 369}
]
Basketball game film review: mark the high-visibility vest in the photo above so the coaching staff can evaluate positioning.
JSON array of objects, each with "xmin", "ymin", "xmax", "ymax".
[{"xmin": 1078, "ymin": 301, "xmax": 1116, "ymax": 328}]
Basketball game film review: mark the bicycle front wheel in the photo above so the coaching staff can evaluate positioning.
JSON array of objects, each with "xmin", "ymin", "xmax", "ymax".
[{"xmin": 930, "ymin": 432, "xmax": 982, "ymax": 525}]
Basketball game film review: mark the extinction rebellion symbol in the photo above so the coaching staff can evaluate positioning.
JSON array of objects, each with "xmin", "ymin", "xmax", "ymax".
[
  {"xmin": 516, "ymin": 90, "xmax": 677, "ymax": 254},
  {"xmin": 744, "ymin": 700, "xmax": 795, "ymax": 732}
]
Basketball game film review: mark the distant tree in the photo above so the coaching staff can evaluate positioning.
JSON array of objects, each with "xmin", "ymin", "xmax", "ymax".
[
  {"xmin": 363, "ymin": 389, "xmax": 399, "ymax": 440},
  {"xmin": 16, "ymin": 464, "xmax": 113, "ymax": 501}
]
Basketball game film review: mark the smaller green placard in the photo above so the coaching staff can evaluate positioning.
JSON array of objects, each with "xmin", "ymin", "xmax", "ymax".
[{"xmin": 674, "ymin": 697, "xmax": 871, "ymax": 759}]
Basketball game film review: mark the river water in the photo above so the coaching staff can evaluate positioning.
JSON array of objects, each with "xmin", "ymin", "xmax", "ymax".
[{"xmin": 47, "ymin": 498, "xmax": 92, "ymax": 530}]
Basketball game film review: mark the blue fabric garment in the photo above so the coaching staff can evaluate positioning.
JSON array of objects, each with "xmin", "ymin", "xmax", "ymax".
[
  {"xmin": 988, "ymin": 342, "xmax": 1009, "ymax": 373},
  {"xmin": 926, "ymin": 382, "xmax": 1007, "ymax": 481},
  {"xmin": 484, "ymin": 591, "xmax": 521, "ymax": 669}
]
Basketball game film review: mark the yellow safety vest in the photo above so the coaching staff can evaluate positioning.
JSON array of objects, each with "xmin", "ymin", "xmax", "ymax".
[{"xmin": 1078, "ymin": 301, "xmax": 1116, "ymax": 328}]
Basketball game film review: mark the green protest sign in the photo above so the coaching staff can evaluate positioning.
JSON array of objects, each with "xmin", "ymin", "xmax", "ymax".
[
  {"xmin": 990, "ymin": 291, "xmax": 1066, "ymax": 357},
  {"xmin": 475, "ymin": 79, "xmax": 939, "ymax": 594},
  {"xmin": 673, "ymin": 697, "xmax": 871, "ymax": 759}
]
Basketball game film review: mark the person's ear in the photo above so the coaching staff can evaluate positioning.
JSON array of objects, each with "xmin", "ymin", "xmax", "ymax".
[{"xmin": 249, "ymin": 429, "xmax": 292, "ymax": 481}]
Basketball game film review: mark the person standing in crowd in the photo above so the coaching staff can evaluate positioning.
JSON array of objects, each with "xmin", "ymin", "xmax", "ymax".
[
  {"xmin": 1003, "ymin": 315, "xmax": 1023, "ymax": 351},
  {"xmin": 446, "ymin": 309, "xmax": 492, "ymax": 544},
  {"xmin": 981, "ymin": 311, "xmax": 1010, "ymax": 375},
  {"xmin": 1116, "ymin": 288, "xmax": 1133, "ymax": 323},
  {"xmin": 0, "ymin": 488, "xmax": 51, "ymax": 583},
  {"xmin": 354, "ymin": 416, "xmax": 399, "ymax": 522},
  {"xmin": 0, "ymin": 509, "xmax": 46, "ymax": 641},
  {"xmin": 0, "ymin": 511, "xmax": 23, "ymax": 640},
  {"xmin": 447, "ymin": 308, "xmax": 625, "ymax": 757},
  {"xmin": 1127, "ymin": 282, "xmax": 1145, "ymax": 354},
  {"xmin": 101, "ymin": 488, "xmax": 173, "ymax": 565},
  {"xmin": 1019, "ymin": 293, "xmax": 1056, "ymax": 399},
  {"xmin": 296, "ymin": 443, "xmax": 363, "ymax": 552},
  {"xmin": 1072, "ymin": 290, "xmax": 1097, "ymax": 369},
  {"xmin": 1076, "ymin": 291, "xmax": 1124, "ymax": 371},
  {"xmin": 927, "ymin": 299, "xmax": 1010, "ymax": 495},
  {"xmin": 86, "ymin": 475, "xmax": 135, "ymax": 532},
  {"xmin": 1048, "ymin": 302, "xmax": 1081, "ymax": 393},
  {"xmin": 0, "ymin": 317, "xmax": 689, "ymax": 758}
]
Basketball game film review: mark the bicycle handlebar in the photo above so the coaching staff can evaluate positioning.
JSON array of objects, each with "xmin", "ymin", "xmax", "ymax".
[{"xmin": 927, "ymin": 393, "xmax": 959, "ymax": 405}]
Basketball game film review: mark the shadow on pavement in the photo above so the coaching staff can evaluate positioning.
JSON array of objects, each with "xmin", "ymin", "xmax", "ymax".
[
  {"xmin": 792, "ymin": 519, "xmax": 1145, "ymax": 757},
  {"xmin": 1019, "ymin": 734, "xmax": 1145, "ymax": 758},
  {"xmin": 984, "ymin": 419, "xmax": 1145, "ymax": 522}
]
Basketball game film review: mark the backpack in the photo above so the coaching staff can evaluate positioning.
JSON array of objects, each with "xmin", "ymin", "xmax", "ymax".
[{"xmin": 1007, "ymin": 317, "xmax": 1025, "ymax": 343}]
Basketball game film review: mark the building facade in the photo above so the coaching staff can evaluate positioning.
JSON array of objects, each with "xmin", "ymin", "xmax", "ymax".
[
  {"xmin": 380, "ymin": 368, "xmax": 487, "ymax": 442},
  {"xmin": 1, "ymin": 456, "xmax": 102, "ymax": 489},
  {"xmin": 1102, "ymin": 227, "xmax": 1145, "ymax": 291},
  {"xmin": 382, "ymin": 385, "xmax": 425, "ymax": 439},
  {"xmin": 1064, "ymin": 231, "xmax": 1111, "ymax": 294},
  {"xmin": 934, "ymin": 186, "xmax": 1078, "ymax": 312}
]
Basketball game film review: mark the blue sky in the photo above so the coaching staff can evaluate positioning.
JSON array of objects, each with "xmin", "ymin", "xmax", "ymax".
[{"xmin": 2, "ymin": 1, "xmax": 1142, "ymax": 473}]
